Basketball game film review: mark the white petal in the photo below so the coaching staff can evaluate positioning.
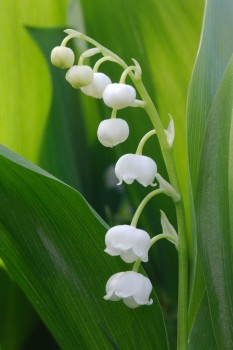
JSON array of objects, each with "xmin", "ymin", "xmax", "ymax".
[
  {"xmin": 132, "ymin": 229, "xmax": 151, "ymax": 262},
  {"xmin": 97, "ymin": 118, "xmax": 129, "ymax": 147},
  {"xmin": 51, "ymin": 46, "xmax": 75, "ymax": 69},
  {"xmin": 103, "ymin": 84, "xmax": 136, "ymax": 109},
  {"xmin": 115, "ymin": 154, "xmax": 138, "ymax": 184},
  {"xmin": 120, "ymin": 249, "xmax": 138, "ymax": 263},
  {"xmin": 115, "ymin": 154, "xmax": 157, "ymax": 187},
  {"xmin": 105, "ymin": 225, "xmax": 151, "ymax": 263},
  {"xmin": 81, "ymin": 73, "xmax": 111, "ymax": 98},
  {"xmin": 104, "ymin": 272, "xmax": 124, "ymax": 301},
  {"xmin": 65, "ymin": 65, "xmax": 93, "ymax": 89},
  {"xmin": 104, "ymin": 272, "xmax": 153, "ymax": 308},
  {"xmin": 105, "ymin": 225, "xmax": 135, "ymax": 249},
  {"xmin": 132, "ymin": 276, "xmax": 153, "ymax": 306},
  {"xmin": 104, "ymin": 246, "xmax": 121, "ymax": 255},
  {"xmin": 115, "ymin": 272, "xmax": 153, "ymax": 306},
  {"xmin": 136, "ymin": 156, "xmax": 157, "ymax": 186},
  {"xmin": 123, "ymin": 296, "xmax": 140, "ymax": 309}
]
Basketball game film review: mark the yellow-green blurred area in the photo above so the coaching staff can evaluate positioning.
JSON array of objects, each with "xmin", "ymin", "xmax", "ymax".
[{"xmin": 0, "ymin": 0, "xmax": 208, "ymax": 349}]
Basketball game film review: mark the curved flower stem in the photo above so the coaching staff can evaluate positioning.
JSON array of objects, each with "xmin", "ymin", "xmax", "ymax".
[
  {"xmin": 136, "ymin": 129, "xmax": 157, "ymax": 155},
  {"xmin": 130, "ymin": 99, "xmax": 145, "ymax": 108},
  {"xmin": 62, "ymin": 30, "xmax": 128, "ymax": 70},
  {"xmin": 132, "ymin": 258, "xmax": 141, "ymax": 272},
  {"xmin": 132, "ymin": 233, "xmax": 177, "ymax": 273},
  {"xmin": 93, "ymin": 56, "xmax": 118, "ymax": 73},
  {"xmin": 62, "ymin": 29, "xmax": 188, "ymax": 350},
  {"xmin": 78, "ymin": 48, "xmax": 101, "ymax": 65},
  {"xmin": 111, "ymin": 109, "xmax": 117, "ymax": 118},
  {"xmin": 150, "ymin": 233, "xmax": 177, "ymax": 247},
  {"xmin": 119, "ymin": 66, "xmax": 136, "ymax": 84},
  {"xmin": 131, "ymin": 189, "xmax": 164, "ymax": 227}
]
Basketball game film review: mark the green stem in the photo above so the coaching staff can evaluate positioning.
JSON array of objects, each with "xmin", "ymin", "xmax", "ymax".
[
  {"xmin": 111, "ymin": 109, "xmax": 117, "ymax": 118},
  {"xmin": 150, "ymin": 233, "xmax": 177, "ymax": 247},
  {"xmin": 136, "ymin": 129, "xmax": 156, "ymax": 155},
  {"xmin": 132, "ymin": 233, "xmax": 176, "ymax": 273},
  {"xmin": 93, "ymin": 56, "xmax": 117, "ymax": 72},
  {"xmin": 131, "ymin": 189, "xmax": 164, "ymax": 227},
  {"xmin": 132, "ymin": 259, "xmax": 141, "ymax": 272},
  {"xmin": 119, "ymin": 66, "xmax": 136, "ymax": 84},
  {"xmin": 78, "ymin": 47, "xmax": 101, "ymax": 65},
  {"xmin": 133, "ymin": 79, "xmax": 188, "ymax": 350}
]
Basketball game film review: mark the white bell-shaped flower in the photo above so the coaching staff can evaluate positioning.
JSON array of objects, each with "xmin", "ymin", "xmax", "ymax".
[
  {"xmin": 103, "ymin": 83, "xmax": 136, "ymax": 109},
  {"xmin": 97, "ymin": 118, "xmax": 129, "ymax": 147},
  {"xmin": 50, "ymin": 46, "xmax": 75, "ymax": 69},
  {"xmin": 81, "ymin": 73, "xmax": 112, "ymax": 98},
  {"xmin": 65, "ymin": 65, "xmax": 93, "ymax": 89},
  {"xmin": 105, "ymin": 225, "xmax": 151, "ymax": 262},
  {"xmin": 115, "ymin": 153, "xmax": 157, "ymax": 187},
  {"xmin": 104, "ymin": 271, "xmax": 153, "ymax": 308}
]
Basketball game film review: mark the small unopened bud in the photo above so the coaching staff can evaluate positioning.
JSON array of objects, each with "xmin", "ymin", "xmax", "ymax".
[
  {"xmin": 50, "ymin": 46, "xmax": 75, "ymax": 69},
  {"xmin": 65, "ymin": 65, "xmax": 93, "ymax": 89},
  {"xmin": 103, "ymin": 83, "xmax": 136, "ymax": 109},
  {"xmin": 81, "ymin": 73, "xmax": 111, "ymax": 98},
  {"xmin": 97, "ymin": 118, "xmax": 129, "ymax": 147}
]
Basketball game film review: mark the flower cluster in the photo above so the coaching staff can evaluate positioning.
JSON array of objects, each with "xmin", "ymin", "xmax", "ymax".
[{"xmin": 51, "ymin": 29, "xmax": 179, "ymax": 309}]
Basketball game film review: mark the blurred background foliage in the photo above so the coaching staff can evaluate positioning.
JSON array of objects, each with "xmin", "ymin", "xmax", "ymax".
[{"xmin": 0, "ymin": 0, "xmax": 205, "ymax": 349}]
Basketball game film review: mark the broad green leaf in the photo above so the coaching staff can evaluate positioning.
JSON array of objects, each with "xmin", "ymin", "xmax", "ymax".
[
  {"xmin": 0, "ymin": 2, "xmax": 68, "ymax": 348},
  {"xmin": 0, "ymin": 145, "xmax": 169, "ymax": 350},
  {"xmin": 187, "ymin": 0, "xmax": 233, "ymax": 193},
  {"xmin": 189, "ymin": 293, "xmax": 217, "ymax": 350},
  {"xmin": 194, "ymin": 56, "xmax": 233, "ymax": 349},
  {"xmin": 0, "ymin": 268, "xmax": 38, "ymax": 350},
  {"xmin": 187, "ymin": 0, "xmax": 233, "ymax": 344}
]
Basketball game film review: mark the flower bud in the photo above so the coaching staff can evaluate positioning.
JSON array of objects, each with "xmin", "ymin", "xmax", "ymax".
[
  {"xmin": 104, "ymin": 271, "xmax": 153, "ymax": 308},
  {"xmin": 105, "ymin": 225, "xmax": 151, "ymax": 262},
  {"xmin": 50, "ymin": 46, "xmax": 75, "ymax": 69},
  {"xmin": 65, "ymin": 65, "xmax": 93, "ymax": 89},
  {"xmin": 115, "ymin": 153, "xmax": 157, "ymax": 187},
  {"xmin": 97, "ymin": 118, "xmax": 129, "ymax": 147},
  {"xmin": 81, "ymin": 73, "xmax": 111, "ymax": 98},
  {"xmin": 103, "ymin": 83, "xmax": 136, "ymax": 109}
]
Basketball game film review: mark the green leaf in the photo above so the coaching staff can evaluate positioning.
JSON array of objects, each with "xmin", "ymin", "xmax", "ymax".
[
  {"xmin": 0, "ymin": 145, "xmax": 169, "ymax": 349},
  {"xmin": 194, "ymin": 56, "xmax": 233, "ymax": 349},
  {"xmin": 187, "ymin": 0, "xmax": 233, "ymax": 193},
  {"xmin": 189, "ymin": 293, "xmax": 217, "ymax": 350},
  {"xmin": 187, "ymin": 0, "xmax": 233, "ymax": 345},
  {"xmin": 0, "ymin": 268, "xmax": 38, "ymax": 350},
  {"xmin": 0, "ymin": 2, "xmax": 69, "ymax": 348}
]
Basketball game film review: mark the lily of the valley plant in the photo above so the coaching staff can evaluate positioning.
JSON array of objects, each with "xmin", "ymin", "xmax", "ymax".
[{"xmin": 51, "ymin": 29, "xmax": 186, "ymax": 349}]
